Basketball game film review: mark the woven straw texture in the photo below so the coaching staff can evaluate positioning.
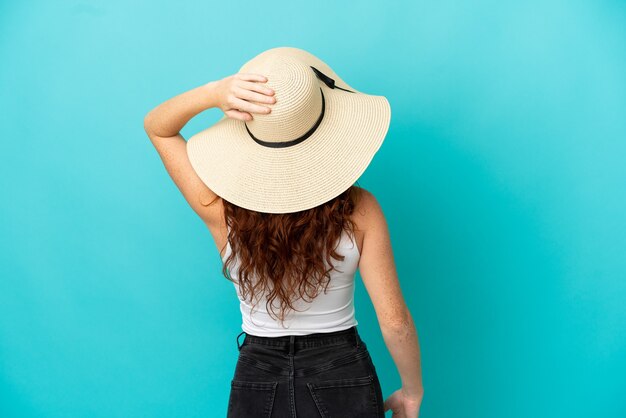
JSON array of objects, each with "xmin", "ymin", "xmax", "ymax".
[{"xmin": 186, "ymin": 46, "xmax": 391, "ymax": 213}]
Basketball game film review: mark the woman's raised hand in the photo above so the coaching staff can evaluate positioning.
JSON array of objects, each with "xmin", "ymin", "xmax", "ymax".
[{"xmin": 214, "ymin": 72, "xmax": 276, "ymax": 121}]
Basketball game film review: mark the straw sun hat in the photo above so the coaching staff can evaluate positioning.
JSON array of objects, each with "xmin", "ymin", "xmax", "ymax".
[{"xmin": 186, "ymin": 46, "xmax": 391, "ymax": 214}]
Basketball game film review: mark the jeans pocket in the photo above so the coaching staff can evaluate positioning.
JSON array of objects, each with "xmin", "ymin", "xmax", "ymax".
[
  {"xmin": 227, "ymin": 379, "xmax": 278, "ymax": 418},
  {"xmin": 306, "ymin": 375, "xmax": 380, "ymax": 417}
]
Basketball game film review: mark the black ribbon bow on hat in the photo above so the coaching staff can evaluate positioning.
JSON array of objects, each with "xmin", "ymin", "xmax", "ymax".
[
  {"xmin": 244, "ymin": 66, "xmax": 356, "ymax": 149},
  {"xmin": 310, "ymin": 66, "xmax": 356, "ymax": 93}
]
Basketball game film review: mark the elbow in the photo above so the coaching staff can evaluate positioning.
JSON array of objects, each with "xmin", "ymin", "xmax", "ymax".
[
  {"xmin": 143, "ymin": 112, "xmax": 153, "ymax": 135},
  {"xmin": 380, "ymin": 310, "xmax": 413, "ymax": 331}
]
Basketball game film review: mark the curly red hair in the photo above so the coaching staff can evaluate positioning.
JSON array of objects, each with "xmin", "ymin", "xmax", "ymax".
[{"xmin": 210, "ymin": 185, "xmax": 362, "ymax": 327}]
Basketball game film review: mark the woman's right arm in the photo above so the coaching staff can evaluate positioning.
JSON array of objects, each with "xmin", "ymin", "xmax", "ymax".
[{"xmin": 355, "ymin": 187, "xmax": 424, "ymax": 416}]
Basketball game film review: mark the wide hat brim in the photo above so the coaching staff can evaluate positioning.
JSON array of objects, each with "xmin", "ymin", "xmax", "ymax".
[{"xmin": 186, "ymin": 46, "xmax": 391, "ymax": 214}]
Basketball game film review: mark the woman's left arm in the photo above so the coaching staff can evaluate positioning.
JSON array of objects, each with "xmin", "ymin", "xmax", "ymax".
[
  {"xmin": 145, "ymin": 73, "xmax": 274, "ymax": 136},
  {"xmin": 143, "ymin": 75, "xmax": 275, "ymax": 227},
  {"xmin": 144, "ymin": 82, "xmax": 217, "ymax": 138}
]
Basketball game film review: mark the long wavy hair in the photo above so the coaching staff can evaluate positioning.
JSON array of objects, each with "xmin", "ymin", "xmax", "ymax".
[{"xmin": 203, "ymin": 185, "xmax": 362, "ymax": 327}]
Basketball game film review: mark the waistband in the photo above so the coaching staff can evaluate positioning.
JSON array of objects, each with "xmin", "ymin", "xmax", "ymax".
[{"xmin": 236, "ymin": 325, "xmax": 362, "ymax": 354}]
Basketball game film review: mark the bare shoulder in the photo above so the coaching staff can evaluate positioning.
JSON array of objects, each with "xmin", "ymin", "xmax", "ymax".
[
  {"xmin": 351, "ymin": 186, "xmax": 387, "ymax": 241},
  {"xmin": 351, "ymin": 186, "xmax": 410, "ymax": 328},
  {"xmin": 352, "ymin": 186, "xmax": 382, "ymax": 227}
]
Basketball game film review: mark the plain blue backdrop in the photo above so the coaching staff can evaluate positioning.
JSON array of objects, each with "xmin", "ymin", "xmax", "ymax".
[{"xmin": 1, "ymin": 0, "xmax": 625, "ymax": 417}]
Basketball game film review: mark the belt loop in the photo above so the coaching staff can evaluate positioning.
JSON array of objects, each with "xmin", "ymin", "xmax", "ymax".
[
  {"xmin": 236, "ymin": 331, "xmax": 246, "ymax": 351},
  {"xmin": 355, "ymin": 327, "xmax": 360, "ymax": 349},
  {"xmin": 289, "ymin": 335, "xmax": 295, "ymax": 356}
]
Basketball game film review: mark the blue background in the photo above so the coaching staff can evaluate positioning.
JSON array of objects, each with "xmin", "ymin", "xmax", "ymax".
[{"xmin": 1, "ymin": 0, "xmax": 625, "ymax": 417}]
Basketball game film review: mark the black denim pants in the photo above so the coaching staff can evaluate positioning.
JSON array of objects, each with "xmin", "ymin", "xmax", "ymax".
[{"xmin": 227, "ymin": 325, "xmax": 385, "ymax": 417}]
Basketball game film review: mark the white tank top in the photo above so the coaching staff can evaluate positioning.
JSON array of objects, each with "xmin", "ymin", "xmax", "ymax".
[{"xmin": 221, "ymin": 228, "xmax": 360, "ymax": 336}]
